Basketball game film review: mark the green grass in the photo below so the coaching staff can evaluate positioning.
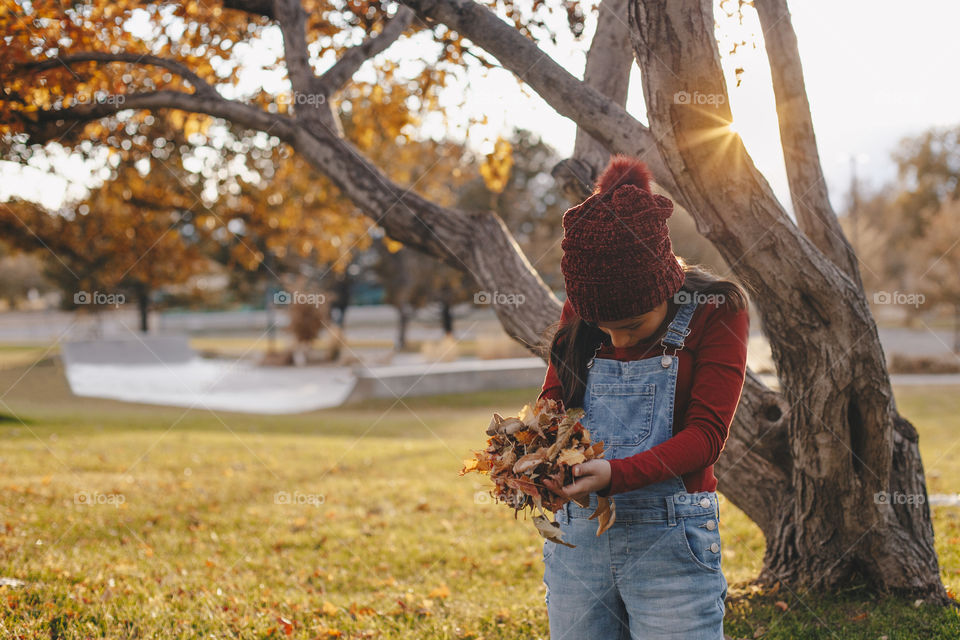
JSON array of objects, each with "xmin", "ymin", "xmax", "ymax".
[
  {"xmin": 0, "ymin": 343, "xmax": 52, "ymax": 370},
  {"xmin": 0, "ymin": 358, "xmax": 958, "ymax": 638}
]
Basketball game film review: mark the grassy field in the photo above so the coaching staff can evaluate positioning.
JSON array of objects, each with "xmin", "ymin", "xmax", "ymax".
[{"xmin": 0, "ymin": 357, "xmax": 958, "ymax": 639}]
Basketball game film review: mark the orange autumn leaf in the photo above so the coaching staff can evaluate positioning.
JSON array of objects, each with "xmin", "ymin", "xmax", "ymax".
[
  {"xmin": 276, "ymin": 616, "xmax": 294, "ymax": 636},
  {"xmin": 557, "ymin": 448, "xmax": 586, "ymax": 466},
  {"xmin": 428, "ymin": 584, "xmax": 450, "ymax": 599},
  {"xmin": 514, "ymin": 430, "xmax": 539, "ymax": 445},
  {"xmin": 321, "ymin": 601, "xmax": 338, "ymax": 616}
]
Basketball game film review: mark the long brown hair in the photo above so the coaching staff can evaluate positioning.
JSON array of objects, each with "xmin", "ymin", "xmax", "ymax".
[{"xmin": 537, "ymin": 258, "xmax": 749, "ymax": 410}]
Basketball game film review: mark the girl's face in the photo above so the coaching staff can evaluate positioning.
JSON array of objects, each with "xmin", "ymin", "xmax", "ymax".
[{"xmin": 592, "ymin": 300, "xmax": 668, "ymax": 348}]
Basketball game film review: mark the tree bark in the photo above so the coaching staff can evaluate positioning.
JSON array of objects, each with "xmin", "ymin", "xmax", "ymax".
[
  {"xmin": 401, "ymin": 0, "xmax": 683, "ymax": 199},
  {"xmin": 135, "ymin": 284, "xmax": 150, "ymax": 333},
  {"xmin": 753, "ymin": 0, "xmax": 862, "ymax": 286},
  {"xmin": 628, "ymin": 0, "xmax": 948, "ymax": 602},
  {"xmin": 551, "ymin": 0, "xmax": 635, "ymax": 201},
  {"xmin": 441, "ymin": 300, "xmax": 454, "ymax": 336},
  {"xmin": 396, "ymin": 303, "xmax": 410, "ymax": 351}
]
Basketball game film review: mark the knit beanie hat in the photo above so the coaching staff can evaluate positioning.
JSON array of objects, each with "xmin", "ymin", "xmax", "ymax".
[{"xmin": 560, "ymin": 154, "xmax": 685, "ymax": 323}]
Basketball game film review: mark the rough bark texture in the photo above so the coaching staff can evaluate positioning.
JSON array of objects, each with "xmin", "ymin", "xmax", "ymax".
[
  {"xmin": 551, "ymin": 0, "xmax": 635, "ymax": 201},
  {"xmin": 628, "ymin": 0, "xmax": 948, "ymax": 602},
  {"xmin": 401, "ymin": 0, "xmax": 683, "ymax": 199},
  {"xmin": 754, "ymin": 0, "xmax": 862, "ymax": 286},
  {"xmin": 11, "ymin": 0, "xmax": 952, "ymax": 604}
]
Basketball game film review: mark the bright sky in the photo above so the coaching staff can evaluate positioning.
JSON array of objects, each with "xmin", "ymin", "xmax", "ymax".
[{"xmin": 3, "ymin": 0, "xmax": 958, "ymax": 215}]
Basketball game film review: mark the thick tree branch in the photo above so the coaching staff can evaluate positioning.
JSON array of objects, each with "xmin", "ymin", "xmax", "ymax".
[
  {"xmin": 319, "ymin": 6, "xmax": 415, "ymax": 92},
  {"xmin": 399, "ymin": 0, "xmax": 680, "ymax": 198},
  {"xmin": 714, "ymin": 369, "xmax": 792, "ymax": 537},
  {"xmin": 272, "ymin": 0, "xmax": 345, "ymax": 135},
  {"xmin": 222, "ymin": 0, "xmax": 274, "ymax": 19},
  {"xmin": 22, "ymin": 90, "xmax": 295, "ymax": 146},
  {"xmin": 754, "ymin": 0, "xmax": 862, "ymax": 288},
  {"xmin": 273, "ymin": 0, "xmax": 315, "ymax": 98},
  {"xmin": 552, "ymin": 0, "xmax": 634, "ymax": 201},
  {"xmin": 19, "ymin": 52, "xmax": 220, "ymax": 98},
  {"xmin": 627, "ymin": 0, "xmax": 853, "ymax": 320},
  {"xmin": 284, "ymin": 123, "xmax": 564, "ymax": 346},
  {"xmin": 17, "ymin": 81, "xmax": 556, "ymax": 345},
  {"xmin": 395, "ymin": 5, "xmax": 794, "ymax": 530}
]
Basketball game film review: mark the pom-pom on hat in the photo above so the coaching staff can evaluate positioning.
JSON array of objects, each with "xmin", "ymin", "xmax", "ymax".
[
  {"xmin": 594, "ymin": 155, "xmax": 654, "ymax": 193},
  {"xmin": 560, "ymin": 154, "xmax": 685, "ymax": 323}
]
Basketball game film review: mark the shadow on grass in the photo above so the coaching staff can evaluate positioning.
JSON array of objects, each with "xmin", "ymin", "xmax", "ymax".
[{"xmin": 724, "ymin": 587, "xmax": 960, "ymax": 639}]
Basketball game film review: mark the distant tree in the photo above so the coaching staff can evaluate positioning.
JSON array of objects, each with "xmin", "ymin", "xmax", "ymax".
[
  {"xmin": 0, "ymin": 160, "xmax": 209, "ymax": 331},
  {"xmin": 372, "ymin": 143, "xmax": 473, "ymax": 347},
  {"xmin": 457, "ymin": 130, "xmax": 567, "ymax": 291},
  {"xmin": 841, "ymin": 125, "xmax": 960, "ymax": 327},
  {"xmin": 374, "ymin": 239, "xmax": 471, "ymax": 349},
  {"xmin": 891, "ymin": 125, "xmax": 960, "ymax": 236},
  {"xmin": 916, "ymin": 198, "xmax": 960, "ymax": 351},
  {"xmin": 0, "ymin": 242, "xmax": 51, "ymax": 309}
]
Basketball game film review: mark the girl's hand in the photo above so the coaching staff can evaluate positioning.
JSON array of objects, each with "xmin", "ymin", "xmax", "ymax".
[{"xmin": 543, "ymin": 459, "xmax": 612, "ymax": 504}]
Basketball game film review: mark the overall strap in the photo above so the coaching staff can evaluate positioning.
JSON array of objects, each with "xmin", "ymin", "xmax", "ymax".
[{"xmin": 661, "ymin": 299, "xmax": 698, "ymax": 350}]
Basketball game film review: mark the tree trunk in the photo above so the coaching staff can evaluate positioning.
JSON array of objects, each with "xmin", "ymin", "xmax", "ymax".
[
  {"xmin": 551, "ymin": 0, "xmax": 634, "ymax": 201},
  {"xmin": 396, "ymin": 304, "xmax": 410, "ymax": 351},
  {"xmin": 136, "ymin": 284, "xmax": 149, "ymax": 333},
  {"xmin": 628, "ymin": 0, "xmax": 948, "ymax": 602},
  {"xmin": 441, "ymin": 300, "xmax": 454, "ymax": 336},
  {"xmin": 333, "ymin": 274, "xmax": 351, "ymax": 329},
  {"xmin": 954, "ymin": 303, "xmax": 960, "ymax": 354}
]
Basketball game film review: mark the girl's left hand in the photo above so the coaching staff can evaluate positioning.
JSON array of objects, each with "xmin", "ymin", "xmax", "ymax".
[{"xmin": 543, "ymin": 459, "xmax": 612, "ymax": 503}]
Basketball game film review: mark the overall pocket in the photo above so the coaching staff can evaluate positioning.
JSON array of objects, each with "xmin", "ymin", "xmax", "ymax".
[
  {"xmin": 678, "ymin": 512, "xmax": 723, "ymax": 574},
  {"xmin": 586, "ymin": 382, "xmax": 656, "ymax": 446}
]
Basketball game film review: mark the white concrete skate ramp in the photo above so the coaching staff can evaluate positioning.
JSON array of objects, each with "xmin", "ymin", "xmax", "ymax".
[{"xmin": 61, "ymin": 338, "xmax": 356, "ymax": 414}]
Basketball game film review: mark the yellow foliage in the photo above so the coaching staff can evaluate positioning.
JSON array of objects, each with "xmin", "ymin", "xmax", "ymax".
[
  {"xmin": 479, "ymin": 137, "xmax": 513, "ymax": 194},
  {"xmin": 383, "ymin": 237, "xmax": 404, "ymax": 253}
]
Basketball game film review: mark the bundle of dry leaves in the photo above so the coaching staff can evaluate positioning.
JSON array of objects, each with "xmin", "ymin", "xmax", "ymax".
[{"xmin": 460, "ymin": 397, "xmax": 616, "ymax": 547}]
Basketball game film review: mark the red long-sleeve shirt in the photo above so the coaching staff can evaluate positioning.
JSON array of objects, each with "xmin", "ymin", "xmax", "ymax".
[{"xmin": 538, "ymin": 296, "xmax": 749, "ymax": 496}]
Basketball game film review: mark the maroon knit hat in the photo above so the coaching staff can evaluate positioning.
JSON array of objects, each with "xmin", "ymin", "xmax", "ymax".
[{"xmin": 560, "ymin": 154, "xmax": 685, "ymax": 323}]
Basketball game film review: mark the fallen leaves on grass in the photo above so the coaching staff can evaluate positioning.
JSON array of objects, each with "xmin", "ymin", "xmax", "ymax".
[
  {"xmin": 460, "ymin": 397, "xmax": 616, "ymax": 546},
  {"xmin": 276, "ymin": 615, "xmax": 294, "ymax": 635},
  {"xmin": 321, "ymin": 601, "xmax": 338, "ymax": 616},
  {"xmin": 427, "ymin": 583, "xmax": 450, "ymax": 599}
]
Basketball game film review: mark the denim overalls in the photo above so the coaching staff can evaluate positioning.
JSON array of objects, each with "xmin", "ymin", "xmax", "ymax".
[{"xmin": 542, "ymin": 300, "xmax": 727, "ymax": 639}]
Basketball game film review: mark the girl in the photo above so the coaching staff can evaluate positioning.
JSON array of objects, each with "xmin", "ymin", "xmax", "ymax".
[{"xmin": 538, "ymin": 155, "xmax": 750, "ymax": 640}]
